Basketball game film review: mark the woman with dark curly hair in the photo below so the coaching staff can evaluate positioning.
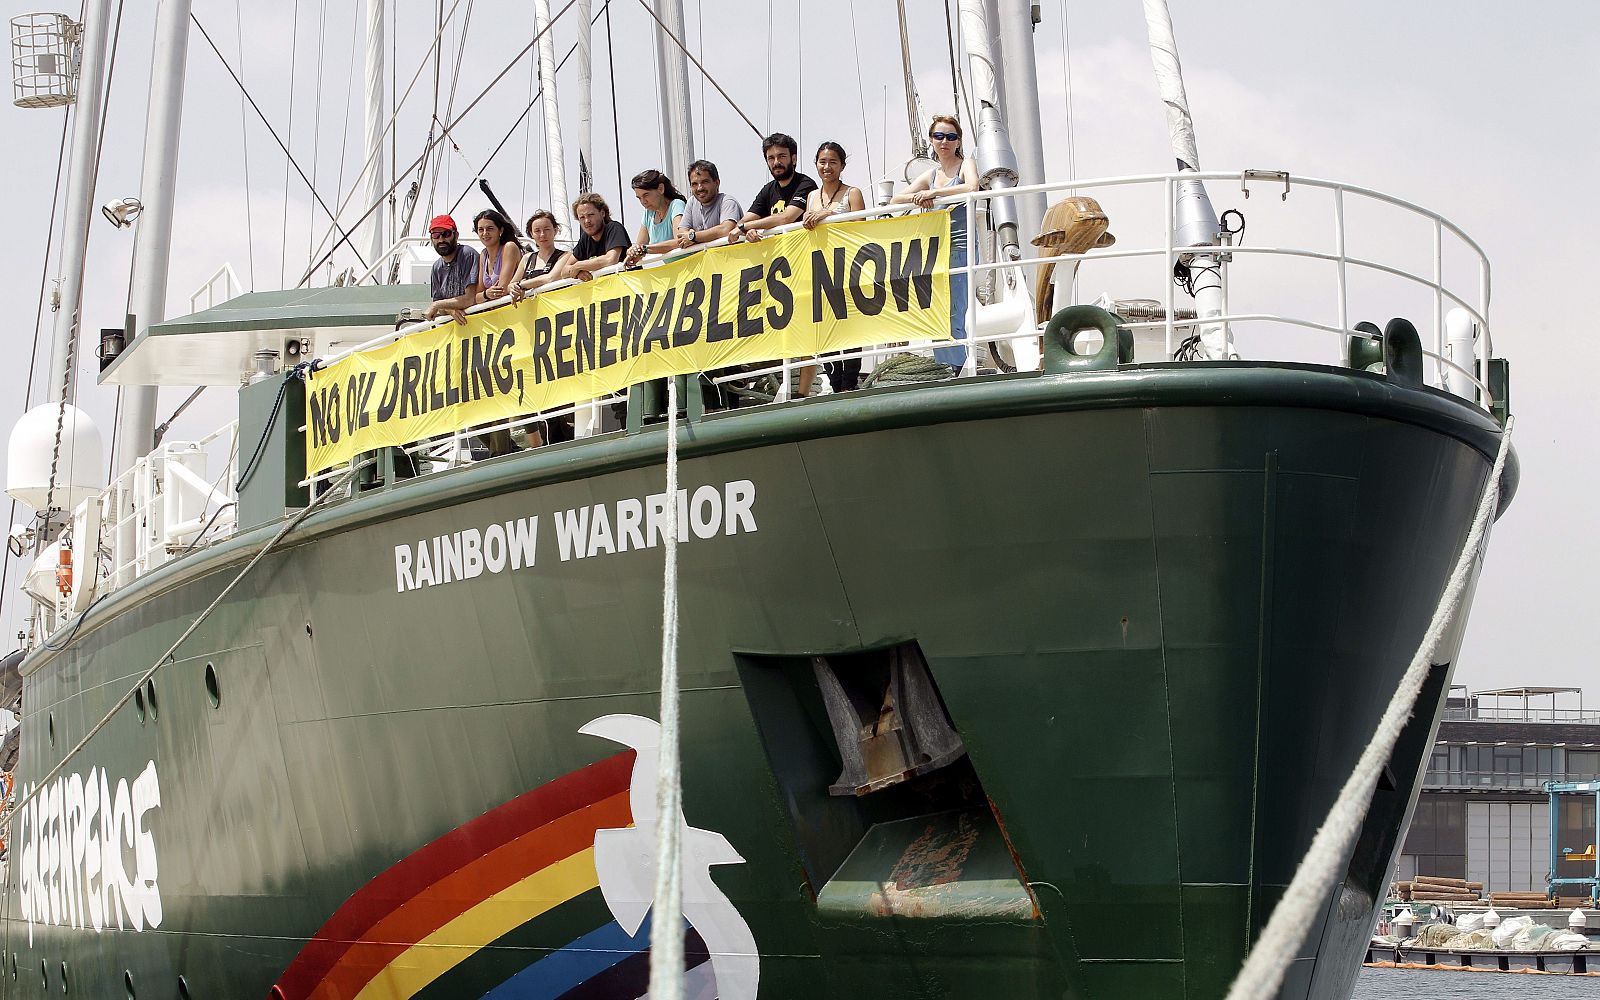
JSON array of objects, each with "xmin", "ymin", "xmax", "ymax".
[{"xmin": 472, "ymin": 208, "xmax": 523, "ymax": 304}]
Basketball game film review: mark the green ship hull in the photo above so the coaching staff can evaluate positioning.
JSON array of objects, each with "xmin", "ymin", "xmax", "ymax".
[{"xmin": 3, "ymin": 362, "xmax": 1514, "ymax": 999}]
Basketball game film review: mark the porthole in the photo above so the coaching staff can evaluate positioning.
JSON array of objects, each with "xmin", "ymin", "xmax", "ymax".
[
  {"xmin": 59, "ymin": 959, "xmax": 67, "ymax": 992},
  {"xmin": 305, "ymin": 622, "xmax": 314, "ymax": 637},
  {"xmin": 177, "ymin": 975, "xmax": 192, "ymax": 999},
  {"xmin": 269, "ymin": 986, "xmax": 286, "ymax": 1000},
  {"xmin": 9, "ymin": 950, "xmax": 15, "ymax": 980},
  {"xmin": 40, "ymin": 959, "xmax": 47, "ymax": 990},
  {"xmin": 134, "ymin": 687, "xmax": 146, "ymax": 724},
  {"xmin": 143, "ymin": 679, "xmax": 158, "ymax": 721},
  {"xmin": 204, "ymin": 663, "xmax": 220, "ymax": 709},
  {"xmin": 47, "ymin": 713, "xmax": 54, "ymax": 748},
  {"xmin": 124, "ymin": 970, "xmax": 135, "ymax": 999}
]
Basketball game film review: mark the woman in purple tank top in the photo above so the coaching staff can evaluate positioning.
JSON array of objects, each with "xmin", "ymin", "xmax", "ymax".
[{"xmin": 473, "ymin": 209, "xmax": 523, "ymax": 305}]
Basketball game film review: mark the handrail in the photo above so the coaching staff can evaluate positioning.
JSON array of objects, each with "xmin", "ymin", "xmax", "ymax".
[{"xmin": 327, "ymin": 170, "xmax": 1494, "ymax": 386}]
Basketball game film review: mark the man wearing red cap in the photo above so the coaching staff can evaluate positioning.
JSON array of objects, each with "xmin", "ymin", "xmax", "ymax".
[{"xmin": 423, "ymin": 214, "xmax": 481, "ymax": 324}]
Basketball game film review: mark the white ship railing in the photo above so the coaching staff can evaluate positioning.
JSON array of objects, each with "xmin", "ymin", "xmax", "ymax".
[
  {"xmin": 30, "ymin": 170, "xmax": 1500, "ymax": 629},
  {"xmin": 99, "ymin": 420, "xmax": 239, "ymax": 590},
  {"xmin": 299, "ymin": 170, "xmax": 1498, "ymax": 493}
]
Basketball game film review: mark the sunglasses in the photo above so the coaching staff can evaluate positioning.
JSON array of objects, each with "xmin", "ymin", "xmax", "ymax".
[
  {"xmin": 929, "ymin": 131, "xmax": 959, "ymax": 142},
  {"xmin": 428, "ymin": 229, "xmax": 455, "ymax": 238}
]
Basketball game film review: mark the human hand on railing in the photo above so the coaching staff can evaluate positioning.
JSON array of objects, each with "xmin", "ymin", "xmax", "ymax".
[
  {"xmin": 508, "ymin": 278, "xmax": 528, "ymax": 302},
  {"xmin": 484, "ymin": 282, "xmax": 508, "ymax": 301},
  {"xmin": 743, "ymin": 226, "xmax": 764, "ymax": 243},
  {"xmin": 675, "ymin": 229, "xmax": 696, "ymax": 250},
  {"xmin": 624, "ymin": 244, "xmax": 646, "ymax": 268},
  {"xmin": 802, "ymin": 208, "xmax": 830, "ymax": 230},
  {"xmin": 911, "ymin": 190, "xmax": 936, "ymax": 209}
]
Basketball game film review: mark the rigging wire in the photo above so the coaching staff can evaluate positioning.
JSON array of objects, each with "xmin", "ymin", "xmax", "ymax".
[
  {"xmin": 192, "ymin": 13, "xmax": 372, "ymax": 276},
  {"xmin": 634, "ymin": 0, "xmax": 762, "ymax": 138},
  {"xmin": 795, "ymin": 0, "xmax": 802, "ymax": 140},
  {"xmin": 279, "ymin": 0, "xmax": 302, "ymax": 289},
  {"xmin": 5, "ymin": 461, "xmax": 364, "ymax": 822},
  {"xmin": 695, "ymin": 0, "xmax": 706, "ymax": 151},
  {"xmin": 522, "ymin": 5, "xmax": 536, "ymax": 209},
  {"xmin": 946, "ymin": 0, "xmax": 976, "ymax": 126},
  {"xmin": 296, "ymin": 0, "xmax": 582, "ymax": 287},
  {"xmin": 649, "ymin": 5, "xmax": 664, "ymax": 164},
  {"xmin": 287, "ymin": 0, "xmax": 471, "ymax": 267},
  {"xmin": 425, "ymin": 0, "xmax": 476, "ymax": 222},
  {"xmin": 764, "ymin": 0, "xmax": 772, "ymax": 131},
  {"xmin": 1059, "ymin": 0, "xmax": 1077, "ymax": 180},
  {"xmin": 306, "ymin": 0, "xmax": 329, "ymax": 269},
  {"xmin": 942, "ymin": 0, "xmax": 961, "ymax": 116},
  {"xmin": 233, "ymin": 0, "xmax": 257, "ymax": 289},
  {"xmin": 448, "ymin": 2, "xmax": 616, "ymax": 218},
  {"xmin": 605, "ymin": 0, "xmax": 625, "ymax": 226},
  {"xmin": 0, "ymin": 114, "xmax": 70, "ymax": 646},
  {"xmin": 845, "ymin": 2, "xmax": 875, "ymax": 183},
  {"xmin": 390, "ymin": 0, "xmax": 399, "ymax": 244},
  {"xmin": 328, "ymin": 0, "xmax": 361, "ymax": 274}
]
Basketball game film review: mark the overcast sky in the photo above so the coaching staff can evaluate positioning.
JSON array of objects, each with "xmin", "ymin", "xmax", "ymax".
[{"xmin": 0, "ymin": 1, "xmax": 1595, "ymax": 700}]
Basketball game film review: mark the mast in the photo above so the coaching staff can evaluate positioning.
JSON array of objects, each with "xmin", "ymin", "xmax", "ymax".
[
  {"xmin": 362, "ymin": 0, "xmax": 386, "ymax": 271},
  {"xmin": 1141, "ymin": 0, "xmax": 1228, "ymax": 358},
  {"xmin": 957, "ymin": 0, "xmax": 1002, "ymax": 112},
  {"xmin": 534, "ymin": 0, "xmax": 570, "ymax": 227},
  {"xmin": 118, "ymin": 0, "xmax": 195, "ymax": 470},
  {"xmin": 995, "ymin": 0, "xmax": 1046, "ymax": 246},
  {"xmin": 576, "ymin": 0, "xmax": 594, "ymax": 193},
  {"xmin": 652, "ymin": 0, "xmax": 694, "ymax": 181},
  {"xmin": 44, "ymin": 0, "xmax": 113, "ymax": 407}
]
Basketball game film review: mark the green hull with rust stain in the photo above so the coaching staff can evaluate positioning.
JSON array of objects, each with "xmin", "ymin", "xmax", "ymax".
[{"xmin": 3, "ymin": 362, "xmax": 1514, "ymax": 999}]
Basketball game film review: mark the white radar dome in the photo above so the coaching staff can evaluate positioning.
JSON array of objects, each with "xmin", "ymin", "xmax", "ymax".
[{"xmin": 6, "ymin": 403, "xmax": 105, "ymax": 512}]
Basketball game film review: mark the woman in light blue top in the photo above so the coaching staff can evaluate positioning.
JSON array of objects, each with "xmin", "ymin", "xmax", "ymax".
[
  {"xmin": 624, "ymin": 169, "xmax": 688, "ymax": 266},
  {"xmin": 893, "ymin": 115, "xmax": 978, "ymax": 369}
]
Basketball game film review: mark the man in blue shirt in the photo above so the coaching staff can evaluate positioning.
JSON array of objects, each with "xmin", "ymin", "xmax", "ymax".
[{"xmin": 424, "ymin": 214, "xmax": 480, "ymax": 324}]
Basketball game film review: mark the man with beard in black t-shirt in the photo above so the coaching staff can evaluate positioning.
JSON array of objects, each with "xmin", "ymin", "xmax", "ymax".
[
  {"xmin": 729, "ymin": 132, "xmax": 818, "ymax": 396},
  {"xmin": 731, "ymin": 132, "xmax": 817, "ymax": 245}
]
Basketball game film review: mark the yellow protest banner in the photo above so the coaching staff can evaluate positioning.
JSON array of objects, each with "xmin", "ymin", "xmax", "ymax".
[{"xmin": 304, "ymin": 210, "xmax": 953, "ymax": 475}]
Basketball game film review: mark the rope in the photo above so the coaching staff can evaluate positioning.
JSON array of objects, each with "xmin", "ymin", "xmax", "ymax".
[
  {"xmin": 845, "ymin": 3, "xmax": 875, "ymax": 183},
  {"xmin": 1224, "ymin": 415, "xmax": 1516, "ymax": 1000},
  {"xmin": 4, "ymin": 462, "xmax": 360, "ymax": 825},
  {"xmin": 861, "ymin": 353, "xmax": 957, "ymax": 386},
  {"xmin": 648, "ymin": 377, "xmax": 685, "ymax": 1000}
]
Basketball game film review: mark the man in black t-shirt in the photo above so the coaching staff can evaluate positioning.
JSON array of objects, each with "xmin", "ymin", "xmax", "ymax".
[
  {"xmin": 553, "ymin": 193, "xmax": 631, "ymax": 283},
  {"xmin": 732, "ymin": 132, "xmax": 816, "ymax": 244}
]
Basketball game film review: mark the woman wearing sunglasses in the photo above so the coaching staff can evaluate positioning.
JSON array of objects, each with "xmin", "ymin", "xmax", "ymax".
[{"xmin": 892, "ymin": 115, "xmax": 978, "ymax": 369}]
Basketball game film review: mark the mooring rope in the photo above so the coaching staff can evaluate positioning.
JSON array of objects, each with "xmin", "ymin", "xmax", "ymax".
[
  {"xmin": 1224, "ymin": 415, "xmax": 1515, "ymax": 1000},
  {"xmin": 649, "ymin": 377, "xmax": 686, "ymax": 1000},
  {"xmin": 4, "ymin": 461, "xmax": 360, "ymax": 822}
]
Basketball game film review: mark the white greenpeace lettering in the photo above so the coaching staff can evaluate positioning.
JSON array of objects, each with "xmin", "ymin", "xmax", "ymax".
[{"xmin": 16, "ymin": 760, "xmax": 162, "ymax": 946}]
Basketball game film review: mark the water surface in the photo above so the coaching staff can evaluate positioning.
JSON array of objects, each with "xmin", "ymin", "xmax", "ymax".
[{"xmin": 1353, "ymin": 966, "xmax": 1596, "ymax": 998}]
